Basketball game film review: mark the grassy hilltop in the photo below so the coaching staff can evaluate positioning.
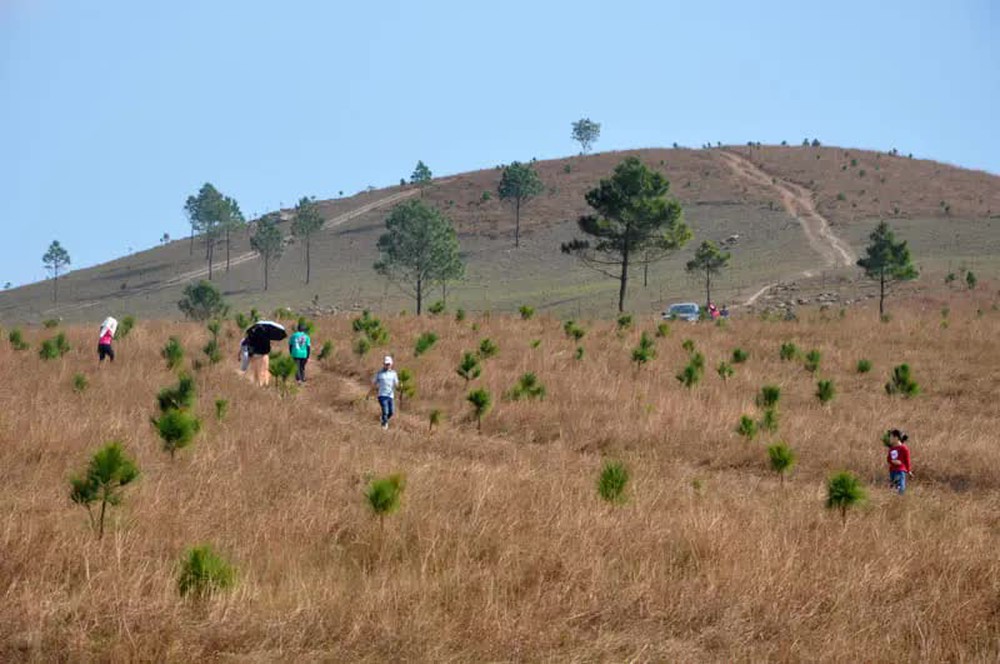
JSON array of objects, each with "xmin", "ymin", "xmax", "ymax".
[{"xmin": 2, "ymin": 292, "xmax": 1000, "ymax": 660}]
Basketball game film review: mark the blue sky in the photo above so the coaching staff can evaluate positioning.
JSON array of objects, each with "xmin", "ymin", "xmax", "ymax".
[{"xmin": 1, "ymin": 0, "xmax": 996, "ymax": 286}]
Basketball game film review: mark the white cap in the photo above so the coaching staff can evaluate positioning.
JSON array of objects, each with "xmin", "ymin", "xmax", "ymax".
[{"xmin": 383, "ymin": 356, "xmax": 393, "ymax": 365}]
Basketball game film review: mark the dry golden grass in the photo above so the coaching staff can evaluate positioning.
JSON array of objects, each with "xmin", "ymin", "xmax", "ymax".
[{"xmin": 3, "ymin": 299, "xmax": 1000, "ymax": 662}]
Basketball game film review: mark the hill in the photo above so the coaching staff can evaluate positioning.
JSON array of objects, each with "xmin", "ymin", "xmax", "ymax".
[
  {"xmin": 3, "ymin": 302, "xmax": 1000, "ymax": 660},
  {"xmin": 2, "ymin": 146, "xmax": 999, "ymax": 324}
]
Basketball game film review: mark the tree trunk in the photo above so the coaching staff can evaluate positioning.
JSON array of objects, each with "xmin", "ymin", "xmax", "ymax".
[
  {"xmin": 879, "ymin": 270, "xmax": 885, "ymax": 317},
  {"xmin": 618, "ymin": 244, "xmax": 630, "ymax": 313},
  {"xmin": 208, "ymin": 241, "xmax": 213, "ymax": 281},
  {"xmin": 305, "ymin": 236, "xmax": 311, "ymax": 284},
  {"xmin": 441, "ymin": 282, "xmax": 447, "ymax": 307},
  {"xmin": 53, "ymin": 271, "xmax": 58, "ymax": 303},
  {"xmin": 514, "ymin": 198, "xmax": 521, "ymax": 248},
  {"xmin": 189, "ymin": 227, "xmax": 194, "ymax": 256},
  {"xmin": 98, "ymin": 496, "xmax": 107, "ymax": 540},
  {"xmin": 416, "ymin": 275, "xmax": 422, "ymax": 315},
  {"xmin": 263, "ymin": 256, "xmax": 269, "ymax": 291},
  {"xmin": 226, "ymin": 229, "xmax": 231, "ymax": 272},
  {"xmin": 643, "ymin": 261, "xmax": 649, "ymax": 288},
  {"xmin": 705, "ymin": 268, "xmax": 712, "ymax": 309}
]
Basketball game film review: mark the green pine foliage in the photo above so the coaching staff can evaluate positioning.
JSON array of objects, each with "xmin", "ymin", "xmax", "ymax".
[
  {"xmin": 156, "ymin": 373, "xmax": 196, "ymax": 412},
  {"xmin": 214, "ymin": 398, "xmax": 228, "ymax": 421},
  {"xmin": 616, "ymin": 313, "xmax": 633, "ymax": 331},
  {"xmin": 414, "ymin": 331, "xmax": 439, "ymax": 357},
  {"xmin": 759, "ymin": 408, "xmax": 779, "ymax": 433},
  {"xmin": 365, "ymin": 474, "xmax": 405, "ymax": 520},
  {"xmin": 756, "ymin": 385, "xmax": 781, "ymax": 409},
  {"xmin": 354, "ymin": 336, "xmax": 372, "ymax": 357},
  {"xmin": 352, "ymin": 310, "xmax": 389, "ymax": 345},
  {"xmin": 8, "ymin": 328, "xmax": 29, "ymax": 351},
  {"xmin": 69, "ymin": 441, "xmax": 139, "ymax": 539},
  {"xmin": 563, "ymin": 320, "xmax": 586, "ymax": 341},
  {"xmin": 152, "ymin": 409, "xmax": 201, "ymax": 459},
  {"xmin": 654, "ymin": 322, "xmax": 670, "ymax": 338},
  {"xmin": 716, "ymin": 361, "xmax": 734, "ymax": 382},
  {"xmin": 737, "ymin": 415, "xmax": 759, "ymax": 440},
  {"xmin": 428, "ymin": 409, "xmax": 443, "ymax": 433},
  {"xmin": 779, "ymin": 342, "xmax": 799, "ymax": 361},
  {"xmin": 804, "ymin": 349, "xmax": 821, "ymax": 373},
  {"xmin": 856, "ymin": 359, "xmax": 872, "ymax": 374},
  {"xmin": 39, "ymin": 332, "xmax": 71, "ymax": 360},
  {"xmin": 72, "ymin": 373, "xmax": 89, "ymax": 394},
  {"xmin": 681, "ymin": 339, "xmax": 695, "ymax": 353},
  {"xmin": 885, "ymin": 363, "xmax": 920, "ymax": 397},
  {"xmin": 398, "ymin": 368, "xmax": 416, "ymax": 401},
  {"xmin": 519, "ymin": 305, "xmax": 535, "ymax": 320},
  {"xmin": 507, "ymin": 372, "xmax": 546, "ymax": 401},
  {"xmin": 466, "ymin": 388, "xmax": 492, "ymax": 432},
  {"xmin": 597, "ymin": 461, "xmax": 630, "ymax": 504},
  {"xmin": 115, "ymin": 315, "xmax": 136, "ymax": 341},
  {"xmin": 767, "ymin": 443, "xmax": 796, "ymax": 483},
  {"xmin": 575, "ymin": 346, "xmax": 585, "ymax": 360},
  {"xmin": 428, "ymin": 300, "xmax": 446, "ymax": 315},
  {"xmin": 269, "ymin": 353, "xmax": 297, "ymax": 389},
  {"xmin": 477, "ymin": 338, "xmax": 499, "ymax": 360},
  {"xmin": 826, "ymin": 471, "xmax": 866, "ymax": 523},
  {"xmin": 456, "ymin": 352, "xmax": 482, "ymax": 383},
  {"xmin": 455, "ymin": 309, "xmax": 466, "ymax": 322},
  {"xmin": 631, "ymin": 332, "xmax": 657, "ymax": 369},
  {"xmin": 317, "ymin": 340, "xmax": 333, "ymax": 360},
  {"xmin": 161, "ymin": 337, "xmax": 185, "ymax": 370},
  {"xmin": 676, "ymin": 363, "xmax": 701, "ymax": 388},
  {"xmin": 43, "ymin": 318, "xmax": 59, "ymax": 329},
  {"xmin": 177, "ymin": 545, "xmax": 235, "ymax": 598},
  {"xmin": 816, "ymin": 379, "xmax": 836, "ymax": 404},
  {"xmin": 731, "ymin": 348, "xmax": 749, "ymax": 364}
]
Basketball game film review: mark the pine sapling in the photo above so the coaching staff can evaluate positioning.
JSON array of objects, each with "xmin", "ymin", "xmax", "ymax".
[
  {"xmin": 507, "ymin": 372, "xmax": 546, "ymax": 401},
  {"xmin": 826, "ymin": 471, "xmax": 866, "ymax": 524},
  {"xmin": 214, "ymin": 398, "xmax": 228, "ymax": 421},
  {"xmin": 456, "ymin": 352, "xmax": 481, "ymax": 383},
  {"xmin": 885, "ymin": 364, "xmax": 920, "ymax": 397},
  {"xmin": 477, "ymin": 338, "xmax": 499, "ymax": 360},
  {"xmin": 655, "ymin": 322, "xmax": 670, "ymax": 338},
  {"xmin": 767, "ymin": 443, "xmax": 796, "ymax": 484},
  {"xmin": 519, "ymin": 305, "xmax": 535, "ymax": 320},
  {"xmin": 816, "ymin": 379, "xmax": 836, "ymax": 404},
  {"xmin": 467, "ymin": 388, "xmax": 492, "ymax": 433},
  {"xmin": 365, "ymin": 474, "xmax": 405, "ymax": 530},
  {"xmin": 414, "ymin": 332, "xmax": 438, "ymax": 357},
  {"xmin": 756, "ymin": 385, "xmax": 781, "ymax": 409},
  {"xmin": 563, "ymin": 320, "xmax": 585, "ymax": 341},
  {"xmin": 804, "ymin": 349, "xmax": 821, "ymax": 374},
  {"xmin": 731, "ymin": 348, "xmax": 749, "ymax": 364},
  {"xmin": 759, "ymin": 408, "xmax": 779, "ymax": 433},
  {"xmin": 152, "ymin": 409, "xmax": 201, "ymax": 459},
  {"xmin": 161, "ymin": 337, "xmax": 185, "ymax": 370},
  {"xmin": 177, "ymin": 545, "xmax": 235, "ymax": 598},
  {"xmin": 597, "ymin": 461, "xmax": 630, "ymax": 505},
  {"xmin": 631, "ymin": 332, "xmax": 657, "ymax": 369},
  {"xmin": 398, "ymin": 368, "xmax": 416, "ymax": 405},
  {"xmin": 317, "ymin": 340, "xmax": 334, "ymax": 360},
  {"xmin": 856, "ymin": 359, "xmax": 872, "ymax": 374},
  {"xmin": 428, "ymin": 409, "xmax": 442, "ymax": 433},
  {"xmin": 69, "ymin": 441, "xmax": 139, "ymax": 539},
  {"xmin": 717, "ymin": 361, "xmax": 734, "ymax": 382},
  {"xmin": 737, "ymin": 415, "xmax": 758, "ymax": 441},
  {"xmin": 779, "ymin": 342, "xmax": 799, "ymax": 361},
  {"xmin": 72, "ymin": 373, "xmax": 89, "ymax": 394}
]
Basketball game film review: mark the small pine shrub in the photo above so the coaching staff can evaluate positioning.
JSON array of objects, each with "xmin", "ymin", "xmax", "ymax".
[
  {"xmin": 73, "ymin": 373, "xmax": 89, "ymax": 394},
  {"xmin": 352, "ymin": 310, "xmax": 389, "ymax": 344},
  {"xmin": 826, "ymin": 471, "xmax": 866, "ymax": 524},
  {"xmin": 681, "ymin": 339, "xmax": 695, "ymax": 353},
  {"xmin": 804, "ymin": 349, "xmax": 821, "ymax": 373},
  {"xmin": 716, "ymin": 361, "xmax": 734, "ymax": 382},
  {"xmin": 530, "ymin": 339, "xmax": 541, "ymax": 349},
  {"xmin": 427, "ymin": 300, "xmax": 446, "ymax": 315},
  {"xmin": 296, "ymin": 316, "xmax": 316, "ymax": 335},
  {"xmin": 737, "ymin": 415, "xmax": 758, "ymax": 440},
  {"xmin": 654, "ymin": 322, "xmax": 670, "ymax": 338},
  {"xmin": 428, "ymin": 409, "xmax": 442, "ymax": 433},
  {"xmin": 759, "ymin": 408, "xmax": 779, "ymax": 433},
  {"xmin": 597, "ymin": 461, "xmax": 629, "ymax": 504},
  {"xmin": 456, "ymin": 352, "xmax": 482, "ymax": 383},
  {"xmin": 689, "ymin": 352, "xmax": 705, "ymax": 373},
  {"xmin": 414, "ymin": 332, "xmax": 439, "ymax": 357},
  {"xmin": 353, "ymin": 336, "xmax": 372, "ymax": 357},
  {"xmin": 202, "ymin": 337, "xmax": 222, "ymax": 364},
  {"xmin": 631, "ymin": 332, "xmax": 656, "ymax": 369},
  {"xmin": 177, "ymin": 545, "xmax": 235, "ymax": 598},
  {"xmin": 39, "ymin": 332, "xmax": 71, "ymax": 360},
  {"xmin": 966, "ymin": 271, "xmax": 978, "ymax": 290},
  {"xmin": 731, "ymin": 348, "xmax": 749, "ymax": 364},
  {"xmin": 317, "ymin": 340, "xmax": 333, "ymax": 360},
  {"xmin": 455, "ymin": 309, "xmax": 466, "ymax": 322},
  {"xmin": 616, "ymin": 313, "xmax": 633, "ymax": 331},
  {"xmin": 816, "ymin": 379, "xmax": 836, "ymax": 404},
  {"xmin": 272, "ymin": 307, "xmax": 295, "ymax": 321},
  {"xmin": 575, "ymin": 346, "xmax": 585, "ymax": 360},
  {"xmin": 756, "ymin": 385, "xmax": 781, "ymax": 409},
  {"xmin": 235, "ymin": 312, "xmax": 252, "ymax": 329},
  {"xmin": 856, "ymin": 359, "xmax": 872, "ymax": 374},
  {"xmin": 519, "ymin": 305, "xmax": 535, "ymax": 320},
  {"xmin": 152, "ymin": 409, "xmax": 201, "ymax": 459},
  {"xmin": 466, "ymin": 388, "xmax": 492, "ymax": 432},
  {"xmin": 43, "ymin": 318, "xmax": 60, "ymax": 329},
  {"xmin": 398, "ymin": 368, "xmax": 416, "ymax": 401},
  {"xmin": 269, "ymin": 353, "xmax": 297, "ymax": 389},
  {"xmin": 69, "ymin": 441, "xmax": 139, "ymax": 539},
  {"xmin": 214, "ymin": 398, "xmax": 228, "ymax": 421},
  {"xmin": 156, "ymin": 373, "xmax": 196, "ymax": 412},
  {"xmin": 676, "ymin": 363, "xmax": 701, "ymax": 388},
  {"xmin": 767, "ymin": 443, "xmax": 796, "ymax": 483},
  {"xmin": 8, "ymin": 329, "xmax": 29, "ymax": 351},
  {"xmin": 161, "ymin": 337, "xmax": 185, "ymax": 370},
  {"xmin": 478, "ymin": 338, "xmax": 499, "ymax": 360},
  {"xmin": 563, "ymin": 320, "xmax": 585, "ymax": 341},
  {"xmin": 885, "ymin": 364, "xmax": 920, "ymax": 398},
  {"xmin": 116, "ymin": 315, "xmax": 136, "ymax": 340},
  {"xmin": 507, "ymin": 372, "xmax": 546, "ymax": 401},
  {"xmin": 365, "ymin": 474, "xmax": 405, "ymax": 522}
]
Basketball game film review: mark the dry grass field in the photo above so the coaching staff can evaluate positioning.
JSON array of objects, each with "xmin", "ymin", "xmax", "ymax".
[{"xmin": 3, "ymin": 294, "xmax": 1000, "ymax": 661}]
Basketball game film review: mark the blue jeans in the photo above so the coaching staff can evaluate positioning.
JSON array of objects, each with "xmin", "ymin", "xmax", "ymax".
[
  {"xmin": 378, "ymin": 396, "xmax": 394, "ymax": 425},
  {"xmin": 890, "ymin": 470, "xmax": 907, "ymax": 494}
]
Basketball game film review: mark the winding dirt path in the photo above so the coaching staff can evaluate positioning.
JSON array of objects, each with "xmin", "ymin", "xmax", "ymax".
[
  {"xmin": 717, "ymin": 150, "xmax": 856, "ymax": 306},
  {"xmin": 43, "ymin": 189, "xmax": 421, "ymax": 316}
]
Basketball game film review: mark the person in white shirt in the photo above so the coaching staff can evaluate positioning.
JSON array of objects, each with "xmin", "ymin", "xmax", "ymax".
[{"xmin": 369, "ymin": 356, "xmax": 400, "ymax": 429}]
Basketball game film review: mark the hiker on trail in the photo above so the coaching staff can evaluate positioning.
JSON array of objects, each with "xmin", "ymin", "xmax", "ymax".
[
  {"xmin": 368, "ymin": 356, "xmax": 400, "ymax": 430},
  {"xmin": 98, "ymin": 317, "xmax": 117, "ymax": 363},
  {"xmin": 887, "ymin": 428, "xmax": 913, "ymax": 494},
  {"xmin": 288, "ymin": 323, "xmax": 312, "ymax": 383},
  {"xmin": 244, "ymin": 320, "xmax": 288, "ymax": 387}
]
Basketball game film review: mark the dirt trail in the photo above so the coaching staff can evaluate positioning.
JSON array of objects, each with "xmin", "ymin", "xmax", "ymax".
[
  {"xmin": 717, "ymin": 150, "xmax": 856, "ymax": 305},
  {"xmin": 42, "ymin": 189, "xmax": 421, "ymax": 317}
]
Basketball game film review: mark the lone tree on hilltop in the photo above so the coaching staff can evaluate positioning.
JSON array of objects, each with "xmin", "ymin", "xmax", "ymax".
[
  {"xmin": 856, "ymin": 221, "xmax": 917, "ymax": 317},
  {"xmin": 571, "ymin": 118, "xmax": 601, "ymax": 154},
  {"xmin": 184, "ymin": 183, "xmax": 228, "ymax": 279},
  {"xmin": 42, "ymin": 240, "xmax": 71, "ymax": 303},
  {"xmin": 498, "ymin": 161, "xmax": 544, "ymax": 248},
  {"xmin": 686, "ymin": 240, "xmax": 731, "ymax": 309},
  {"xmin": 291, "ymin": 196, "xmax": 325, "ymax": 284},
  {"xmin": 562, "ymin": 157, "xmax": 690, "ymax": 312},
  {"xmin": 250, "ymin": 213, "xmax": 284, "ymax": 291},
  {"xmin": 411, "ymin": 160, "xmax": 432, "ymax": 194},
  {"xmin": 374, "ymin": 199, "xmax": 463, "ymax": 314}
]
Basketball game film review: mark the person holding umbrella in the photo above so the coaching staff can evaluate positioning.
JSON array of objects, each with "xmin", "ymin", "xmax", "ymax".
[{"xmin": 245, "ymin": 320, "xmax": 287, "ymax": 386}]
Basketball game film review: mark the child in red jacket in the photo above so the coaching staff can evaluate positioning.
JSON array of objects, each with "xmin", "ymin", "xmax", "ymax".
[{"xmin": 887, "ymin": 429, "xmax": 912, "ymax": 494}]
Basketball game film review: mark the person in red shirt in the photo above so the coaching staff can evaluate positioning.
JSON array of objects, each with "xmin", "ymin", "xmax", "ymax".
[
  {"xmin": 98, "ymin": 320, "xmax": 115, "ymax": 362},
  {"xmin": 886, "ymin": 429, "xmax": 912, "ymax": 494}
]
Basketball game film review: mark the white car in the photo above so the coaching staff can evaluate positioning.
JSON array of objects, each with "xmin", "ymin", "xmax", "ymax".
[{"xmin": 663, "ymin": 302, "xmax": 701, "ymax": 322}]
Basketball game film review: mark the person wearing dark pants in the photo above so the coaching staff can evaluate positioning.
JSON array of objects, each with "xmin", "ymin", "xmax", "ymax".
[
  {"xmin": 369, "ymin": 356, "xmax": 400, "ymax": 430},
  {"xmin": 288, "ymin": 323, "xmax": 311, "ymax": 384},
  {"xmin": 98, "ymin": 322, "xmax": 115, "ymax": 362}
]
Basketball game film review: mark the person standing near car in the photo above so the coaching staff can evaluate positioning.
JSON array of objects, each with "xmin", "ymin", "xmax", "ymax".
[
  {"xmin": 887, "ymin": 429, "xmax": 912, "ymax": 494},
  {"xmin": 288, "ymin": 323, "xmax": 312, "ymax": 383}
]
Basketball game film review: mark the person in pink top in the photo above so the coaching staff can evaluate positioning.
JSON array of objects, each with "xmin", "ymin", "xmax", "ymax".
[{"xmin": 98, "ymin": 318, "xmax": 116, "ymax": 362}]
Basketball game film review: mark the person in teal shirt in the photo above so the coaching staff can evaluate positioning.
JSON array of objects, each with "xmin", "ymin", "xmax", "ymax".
[{"xmin": 288, "ymin": 323, "xmax": 312, "ymax": 383}]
